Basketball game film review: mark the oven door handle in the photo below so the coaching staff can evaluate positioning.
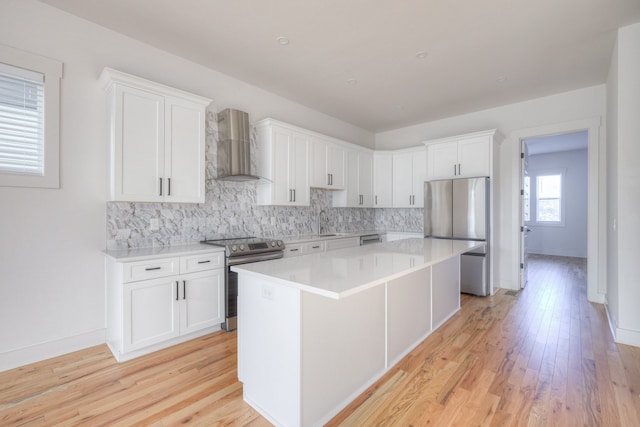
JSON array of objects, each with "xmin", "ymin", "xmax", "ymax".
[{"xmin": 227, "ymin": 251, "xmax": 284, "ymax": 266}]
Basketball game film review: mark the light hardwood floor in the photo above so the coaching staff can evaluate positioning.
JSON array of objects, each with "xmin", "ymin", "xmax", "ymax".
[{"xmin": 2, "ymin": 254, "xmax": 639, "ymax": 426}]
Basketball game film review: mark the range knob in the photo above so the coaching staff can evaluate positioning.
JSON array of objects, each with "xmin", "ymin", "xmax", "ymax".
[
  {"xmin": 277, "ymin": 241, "xmax": 282, "ymax": 247},
  {"xmin": 231, "ymin": 245, "xmax": 237, "ymax": 252},
  {"xmin": 239, "ymin": 244, "xmax": 245, "ymax": 251},
  {"xmin": 271, "ymin": 241, "xmax": 276, "ymax": 247}
]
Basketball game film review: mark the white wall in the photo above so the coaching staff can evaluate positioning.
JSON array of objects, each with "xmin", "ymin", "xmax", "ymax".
[
  {"xmin": 0, "ymin": 0, "xmax": 374, "ymax": 371},
  {"xmin": 526, "ymin": 149, "xmax": 588, "ymax": 258},
  {"xmin": 606, "ymin": 23, "xmax": 640, "ymax": 347},
  {"xmin": 375, "ymin": 86, "xmax": 606, "ymax": 292}
]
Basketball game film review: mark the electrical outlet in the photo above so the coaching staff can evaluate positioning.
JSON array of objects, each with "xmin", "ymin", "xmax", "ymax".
[
  {"xmin": 261, "ymin": 285, "xmax": 274, "ymax": 300},
  {"xmin": 150, "ymin": 218, "xmax": 159, "ymax": 231}
]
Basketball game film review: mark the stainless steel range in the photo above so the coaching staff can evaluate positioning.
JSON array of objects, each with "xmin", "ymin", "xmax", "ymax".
[{"xmin": 201, "ymin": 237, "xmax": 284, "ymax": 331}]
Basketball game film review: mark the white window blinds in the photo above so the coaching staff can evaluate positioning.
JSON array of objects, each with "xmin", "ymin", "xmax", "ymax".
[{"xmin": 0, "ymin": 62, "xmax": 45, "ymax": 176}]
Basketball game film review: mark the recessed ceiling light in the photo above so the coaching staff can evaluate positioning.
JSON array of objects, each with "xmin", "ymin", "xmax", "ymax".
[
  {"xmin": 346, "ymin": 78, "xmax": 358, "ymax": 85},
  {"xmin": 415, "ymin": 51, "xmax": 429, "ymax": 59},
  {"xmin": 276, "ymin": 36, "xmax": 290, "ymax": 46},
  {"xmin": 496, "ymin": 76, "xmax": 508, "ymax": 83}
]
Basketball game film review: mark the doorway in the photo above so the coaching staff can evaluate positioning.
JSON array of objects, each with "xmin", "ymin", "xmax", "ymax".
[
  {"xmin": 520, "ymin": 131, "xmax": 589, "ymax": 288},
  {"xmin": 510, "ymin": 117, "xmax": 602, "ymax": 303}
]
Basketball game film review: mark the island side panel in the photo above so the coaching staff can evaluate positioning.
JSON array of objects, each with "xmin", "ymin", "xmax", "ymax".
[
  {"xmin": 301, "ymin": 285, "xmax": 386, "ymax": 427},
  {"xmin": 432, "ymin": 256, "xmax": 461, "ymax": 329},
  {"xmin": 386, "ymin": 266, "xmax": 432, "ymax": 367},
  {"xmin": 237, "ymin": 274, "xmax": 302, "ymax": 427}
]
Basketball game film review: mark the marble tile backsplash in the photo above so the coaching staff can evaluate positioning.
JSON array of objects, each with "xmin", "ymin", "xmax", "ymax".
[{"xmin": 106, "ymin": 109, "xmax": 422, "ymax": 250}]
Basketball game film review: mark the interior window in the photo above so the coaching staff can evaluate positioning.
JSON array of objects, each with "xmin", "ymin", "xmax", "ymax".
[{"xmin": 536, "ymin": 174, "xmax": 562, "ymax": 223}]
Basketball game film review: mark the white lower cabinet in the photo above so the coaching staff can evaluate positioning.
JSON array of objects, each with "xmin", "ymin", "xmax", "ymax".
[
  {"xmin": 124, "ymin": 276, "xmax": 180, "ymax": 352},
  {"xmin": 107, "ymin": 250, "xmax": 224, "ymax": 362},
  {"xmin": 283, "ymin": 241, "xmax": 325, "ymax": 258}
]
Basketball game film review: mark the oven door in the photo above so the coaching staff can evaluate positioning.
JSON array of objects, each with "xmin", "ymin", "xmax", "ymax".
[{"xmin": 224, "ymin": 251, "xmax": 283, "ymax": 331}]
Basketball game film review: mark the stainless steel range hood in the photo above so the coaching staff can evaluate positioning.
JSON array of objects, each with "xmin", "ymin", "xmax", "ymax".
[{"xmin": 216, "ymin": 108, "xmax": 260, "ymax": 181}]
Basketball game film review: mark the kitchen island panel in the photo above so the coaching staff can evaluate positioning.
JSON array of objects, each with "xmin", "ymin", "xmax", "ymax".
[
  {"xmin": 301, "ymin": 286, "xmax": 386, "ymax": 426},
  {"xmin": 387, "ymin": 266, "xmax": 432, "ymax": 367},
  {"xmin": 432, "ymin": 256, "xmax": 461, "ymax": 328},
  {"xmin": 238, "ymin": 274, "xmax": 302, "ymax": 427}
]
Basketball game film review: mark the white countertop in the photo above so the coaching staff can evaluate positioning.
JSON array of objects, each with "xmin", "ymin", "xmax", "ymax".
[
  {"xmin": 232, "ymin": 238, "xmax": 484, "ymax": 299},
  {"xmin": 103, "ymin": 243, "xmax": 224, "ymax": 262}
]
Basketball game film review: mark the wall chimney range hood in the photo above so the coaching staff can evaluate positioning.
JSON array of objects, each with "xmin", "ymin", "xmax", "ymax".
[{"xmin": 216, "ymin": 108, "xmax": 260, "ymax": 181}]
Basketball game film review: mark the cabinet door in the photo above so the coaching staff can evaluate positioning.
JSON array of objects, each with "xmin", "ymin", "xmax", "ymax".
[
  {"xmin": 327, "ymin": 144, "xmax": 345, "ymax": 190},
  {"xmin": 113, "ymin": 85, "xmax": 165, "ymax": 202},
  {"xmin": 309, "ymin": 138, "xmax": 328, "ymax": 188},
  {"xmin": 344, "ymin": 150, "xmax": 360, "ymax": 206},
  {"xmin": 458, "ymin": 136, "xmax": 490, "ymax": 177},
  {"xmin": 392, "ymin": 153, "xmax": 413, "ymax": 207},
  {"xmin": 373, "ymin": 153, "xmax": 393, "ymax": 208},
  {"xmin": 358, "ymin": 152, "xmax": 373, "ymax": 207},
  {"xmin": 271, "ymin": 127, "xmax": 294, "ymax": 205},
  {"xmin": 124, "ymin": 277, "xmax": 179, "ymax": 352},
  {"xmin": 180, "ymin": 269, "xmax": 224, "ymax": 334},
  {"xmin": 411, "ymin": 149, "xmax": 427, "ymax": 207},
  {"xmin": 427, "ymin": 141, "xmax": 458, "ymax": 179},
  {"xmin": 291, "ymin": 133, "xmax": 310, "ymax": 205},
  {"xmin": 164, "ymin": 98, "xmax": 206, "ymax": 203}
]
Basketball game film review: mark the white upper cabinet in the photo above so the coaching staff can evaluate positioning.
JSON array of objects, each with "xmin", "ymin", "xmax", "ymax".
[
  {"xmin": 392, "ymin": 147, "xmax": 426, "ymax": 208},
  {"xmin": 256, "ymin": 121, "xmax": 310, "ymax": 206},
  {"xmin": 310, "ymin": 137, "xmax": 345, "ymax": 190},
  {"xmin": 333, "ymin": 149, "xmax": 373, "ymax": 208},
  {"xmin": 101, "ymin": 68, "xmax": 211, "ymax": 203},
  {"xmin": 425, "ymin": 130, "xmax": 497, "ymax": 180},
  {"xmin": 373, "ymin": 152, "xmax": 393, "ymax": 208}
]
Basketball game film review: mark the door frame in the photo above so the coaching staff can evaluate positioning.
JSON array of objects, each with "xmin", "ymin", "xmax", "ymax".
[{"xmin": 508, "ymin": 117, "xmax": 604, "ymax": 303}]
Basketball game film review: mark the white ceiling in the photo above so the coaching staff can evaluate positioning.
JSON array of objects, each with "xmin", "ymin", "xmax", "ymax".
[{"xmin": 38, "ymin": 0, "xmax": 640, "ymax": 133}]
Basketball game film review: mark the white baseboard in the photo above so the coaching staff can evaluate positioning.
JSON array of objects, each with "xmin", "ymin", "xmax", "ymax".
[
  {"xmin": 605, "ymin": 305, "xmax": 640, "ymax": 348},
  {"xmin": 0, "ymin": 329, "xmax": 106, "ymax": 373}
]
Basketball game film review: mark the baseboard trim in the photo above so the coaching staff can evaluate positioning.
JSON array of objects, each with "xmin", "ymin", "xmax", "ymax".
[
  {"xmin": 605, "ymin": 304, "xmax": 640, "ymax": 348},
  {"xmin": 0, "ymin": 329, "xmax": 106, "ymax": 373}
]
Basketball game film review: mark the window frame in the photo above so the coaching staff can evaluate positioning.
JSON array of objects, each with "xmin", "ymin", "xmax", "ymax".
[
  {"xmin": 0, "ymin": 45, "xmax": 62, "ymax": 189},
  {"xmin": 534, "ymin": 168, "xmax": 566, "ymax": 227}
]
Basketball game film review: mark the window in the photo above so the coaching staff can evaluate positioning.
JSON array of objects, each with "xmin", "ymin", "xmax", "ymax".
[
  {"xmin": 536, "ymin": 173, "xmax": 563, "ymax": 223},
  {"xmin": 0, "ymin": 45, "xmax": 62, "ymax": 188}
]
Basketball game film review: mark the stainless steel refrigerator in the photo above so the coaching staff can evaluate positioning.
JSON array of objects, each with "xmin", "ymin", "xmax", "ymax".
[{"xmin": 424, "ymin": 177, "xmax": 490, "ymax": 296}]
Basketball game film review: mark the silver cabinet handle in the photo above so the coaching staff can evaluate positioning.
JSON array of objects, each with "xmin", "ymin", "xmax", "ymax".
[
  {"xmin": 330, "ymin": 174, "xmax": 333, "ymax": 185},
  {"xmin": 175, "ymin": 281, "xmax": 179, "ymax": 301},
  {"xmin": 327, "ymin": 174, "xmax": 330, "ymax": 186},
  {"xmin": 197, "ymin": 260, "xmax": 211, "ymax": 264},
  {"xmin": 183, "ymin": 280, "xmax": 186, "ymax": 300},
  {"xmin": 458, "ymin": 163, "xmax": 461, "ymax": 175},
  {"xmin": 159, "ymin": 178, "xmax": 163, "ymax": 196},
  {"xmin": 289, "ymin": 189, "xmax": 292, "ymax": 202},
  {"xmin": 145, "ymin": 266, "xmax": 161, "ymax": 271},
  {"xmin": 168, "ymin": 177, "xmax": 171, "ymax": 196},
  {"xmin": 290, "ymin": 248, "xmax": 299, "ymax": 252},
  {"xmin": 312, "ymin": 245, "xmax": 320, "ymax": 249},
  {"xmin": 375, "ymin": 195, "xmax": 378, "ymax": 205},
  {"xmin": 293, "ymin": 189, "xmax": 296, "ymax": 202}
]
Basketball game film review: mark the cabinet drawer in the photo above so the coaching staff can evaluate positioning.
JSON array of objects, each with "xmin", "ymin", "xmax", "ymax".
[
  {"xmin": 305, "ymin": 241, "xmax": 325, "ymax": 254},
  {"xmin": 325, "ymin": 237, "xmax": 359, "ymax": 251},
  {"xmin": 283, "ymin": 244, "xmax": 304, "ymax": 257},
  {"xmin": 123, "ymin": 257, "xmax": 179, "ymax": 283},
  {"xmin": 180, "ymin": 252, "xmax": 224, "ymax": 273}
]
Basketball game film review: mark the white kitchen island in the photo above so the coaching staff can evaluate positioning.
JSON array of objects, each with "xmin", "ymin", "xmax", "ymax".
[{"xmin": 232, "ymin": 238, "xmax": 483, "ymax": 427}]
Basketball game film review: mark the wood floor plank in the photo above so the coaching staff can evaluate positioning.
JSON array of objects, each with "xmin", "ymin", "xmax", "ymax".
[{"xmin": 1, "ymin": 254, "xmax": 639, "ymax": 426}]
